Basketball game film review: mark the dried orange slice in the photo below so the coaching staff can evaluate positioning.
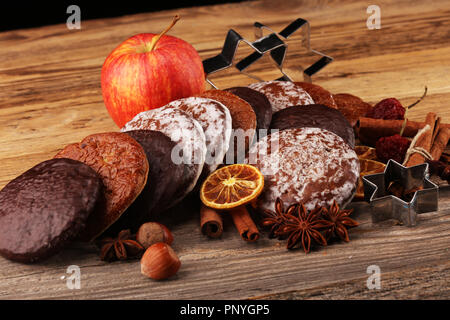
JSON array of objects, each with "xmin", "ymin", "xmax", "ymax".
[
  {"xmin": 354, "ymin": 159, "xmax": 386, "ymax": 200},
  {"xmin": 355, "ymin": 145, "xmax": 378, "ymax": 161},
  {"xmin": 200, "ymin": 164, "xmax": 264, "ymax": 209}
]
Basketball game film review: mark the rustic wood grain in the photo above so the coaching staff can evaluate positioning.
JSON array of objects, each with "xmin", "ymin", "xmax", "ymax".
[
  {"xmin": 0, "ymin": 191, "xmax": 448, "ymax": 300},
  {"xmin": 252, "ymin": 262, "xmax": 450, "ymax": 299},
  {"xmin": 0, "ymin": 0, "xmax": 449, "ymax": 299}
]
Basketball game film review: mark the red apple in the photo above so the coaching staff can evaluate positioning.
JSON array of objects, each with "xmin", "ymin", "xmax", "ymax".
[{"xmin": 101, "ymin": 16, "xmax": 205, "ymax": 128}]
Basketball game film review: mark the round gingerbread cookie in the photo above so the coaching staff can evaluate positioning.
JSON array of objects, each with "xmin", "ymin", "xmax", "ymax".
[
  {"xmin": 225, "ymin": 86, "xmax": 272, "ymax": 132},
  {"xmin": 333, "ymin": 93, "xmax": 373, "ymax": 127},
  {"xmin": 54, "ymin": 132, "xmax": 149, "ymax": 241},
  {"xmin": 248, "ymin": 81, "xmax": 314, "ymax": 113},
  {"xmin": 0, "ymin": 158, "xmax": 103, "ymax": 262},
  {"xmin": 247, "ymin": 127, "xmax": 359, "ymax": 212},
  {"xmin": 197, "ymin": 90, "xmax": 256, "ymax": 163},
  {"xmin": 121, "ymin": 106, "xmax": 206, "ymax": 202},
  {"xmin": 166, "ymin": 97, "xmax": 232, "ymax": 174},
  {"xmin": 109, "ymin": 130, "xmax": 186, "ymax": 232},
  {"xmin": 270, "ymin": 104, "xmax": 355, "ymax": 148},
  {"xmin": 294, "ymin": 82, "xmax": 337, "ymax": 109}
]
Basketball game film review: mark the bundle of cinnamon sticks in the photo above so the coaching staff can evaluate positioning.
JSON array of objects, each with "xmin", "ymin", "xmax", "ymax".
[
  {"xmin": 404, "ymin": 112, "xmax": 449, "ymax": 166},
  {"xmin": 357, "ymin": 113, "xmax": 449, "ymax": 165},
  {"xmin": 357, "ymin": 117, "xmax": 450, "ymax": 148}
]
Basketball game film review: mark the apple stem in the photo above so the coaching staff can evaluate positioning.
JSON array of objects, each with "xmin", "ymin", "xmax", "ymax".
[{"xmin": 148, "ymin": 15, "xmax": 180, "ymax": 51}]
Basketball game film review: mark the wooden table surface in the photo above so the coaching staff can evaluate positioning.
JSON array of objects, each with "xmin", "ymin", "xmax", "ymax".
[{"xmin": 0, "ymin": 0, "xmax": 449, "ymax": 299}]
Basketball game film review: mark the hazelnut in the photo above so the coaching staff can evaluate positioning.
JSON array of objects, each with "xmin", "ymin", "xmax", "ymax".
[
  {"xmin": 136, "ymin": 222, "xmax": 173, "ymax": 249},
  {"xmin": 141, "ymin": 243, "xmax": 181, "ymax": 280}
]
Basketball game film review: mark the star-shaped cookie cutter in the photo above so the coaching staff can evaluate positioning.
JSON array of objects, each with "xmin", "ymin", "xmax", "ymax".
[
  {"xmin": 202, "ymin": 18, "xmax": 333, "ymax": 89},
  {"xmin": 362, "ymin": 160, "xmax": 439, "ymax": 227}
]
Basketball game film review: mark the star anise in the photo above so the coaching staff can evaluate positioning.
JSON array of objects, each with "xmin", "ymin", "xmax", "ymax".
[
  {"xmin": 99, "ymin": 229, "xmax": 144, "ymax": 262},
  {"xmin": 275, "ymin": 204, "xmax": 333, "ymax": 253},
  {"xmin": 322, "ymin": 201, "xmax": 359, "ymax": 242},
  {"xmin": 260, "ymin": 198, "xmax": 296, "ymax": 238}
]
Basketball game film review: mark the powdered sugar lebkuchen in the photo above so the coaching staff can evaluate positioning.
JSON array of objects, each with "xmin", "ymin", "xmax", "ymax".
[
  {"xmin": 121, "ymin": 106, "xmax": 206, "ymax": 204},
  {"xmin": 248, "ymin": 80, "xmax": 315, "ymax": 113},
  {"xmin": 247, "ymin": 127, "xmax": 360, "ymax": 212},
  {"xmin": 166, "ymin": 97, "xmax": 232, "ymax": 174}
]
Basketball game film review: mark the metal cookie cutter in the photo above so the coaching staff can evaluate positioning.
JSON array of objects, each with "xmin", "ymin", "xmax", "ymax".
[
  {"xmin": 362, "ymin": 160, "xmax": 439, "ymax": 227},
  {"xmin": 202, "ymin": 18, "xmax": 333, "ymax": 89}
]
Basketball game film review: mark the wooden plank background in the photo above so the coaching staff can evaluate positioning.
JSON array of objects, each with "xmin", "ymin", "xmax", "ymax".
[{"xmin": 0, "ymin": 0, "xmax": 449, "ymax": 299}]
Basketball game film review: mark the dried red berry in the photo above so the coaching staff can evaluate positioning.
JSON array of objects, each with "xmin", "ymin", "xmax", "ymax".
[
  {"xmin": 367, "ymin": 98, "xmax": 405, "ymax": 120},
  {"xmin": 375, "ymin": 134, "xmax": 411, "ymax": 163}
]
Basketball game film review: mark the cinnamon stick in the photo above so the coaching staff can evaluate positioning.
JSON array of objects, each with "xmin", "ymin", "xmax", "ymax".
[
  {"xmin": 405, "ymin": 112, "xmax": 437, "ymax": 167},
  {"xmin": 356, "ymin": 117, "xmax": 450, "ymax": 146},
  {"xmin": 200, "ymin": 205, "xmax": 223, "ymax": 239},
  {"xmin": 440, "ymin": 152, "xmax": 450, "ymax": 164},
  {"xmin": 229, "ymin": 206, "xmax": 259, "ymax": 242},
  {"xmin": 430, "ymin": 127, "xmax": 450, "ymax": 161},
  {"xmin": 432, "ymin": 117, "xmax": 441, "ymax": 143}
]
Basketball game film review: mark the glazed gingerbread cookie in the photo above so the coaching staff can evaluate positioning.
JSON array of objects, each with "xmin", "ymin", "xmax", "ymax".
[
  {"xmin": 166, "ymin": 97, "xmax": 232, "ymax": 174},
  {"xmin": 121, "ymin": 106, "xmax": 206, "ymax": 203},
  {"xmin": 225, "ymin": 86, "xmax": 272, "ymax": 132},
  {"xmin": 248, "ymin": 127, "xmax": 359, "ymax": 212},
  {"xmin": 109, "ymin": 130, "xmax": 186, "ymax": 232},
  {"xmin": 270, "ymin": 104, "xmax": 355, "ymax": 148},
  {"xmin": 294, "ymin": 82, "xmax": 337, "ymax": 109},
  {"xmin": 55, "ymin": 132, "xmax": 149, "ymax": 241},
  {"xmin": 197, "ymin": 90, "xmax": 256, "ymax": 163},
  {"xmin": 248, "ymin": 80, "xmax": 314, "ymax": 112},
  {"xmin": 0, "ymin": 158, "xmax": 103, "ymax": 262},
  {"xmin": 333, "ymin": 93, "xmax": 373, "ymax": 127}
]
